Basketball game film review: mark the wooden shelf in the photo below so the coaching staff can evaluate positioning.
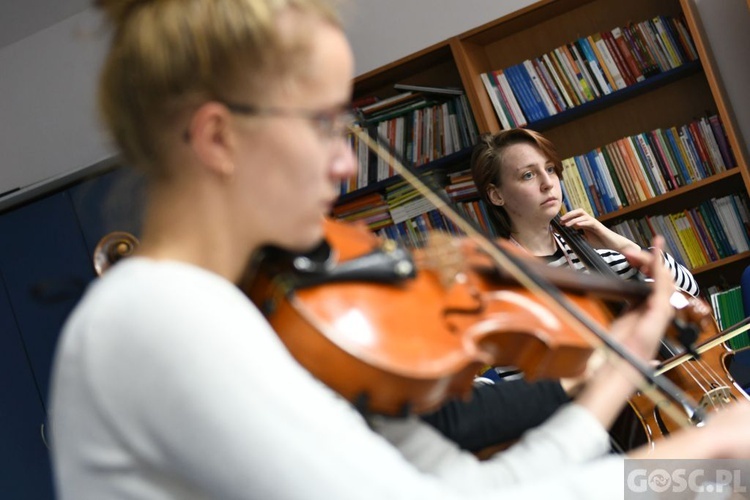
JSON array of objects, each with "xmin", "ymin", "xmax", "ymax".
[
  {"xmin": 599, "ymin": 168, "xmax": 743, "ymax": 223},
  {"xmin": 349, "ymin": 0, "xmax": 750, "ymax": 289}
]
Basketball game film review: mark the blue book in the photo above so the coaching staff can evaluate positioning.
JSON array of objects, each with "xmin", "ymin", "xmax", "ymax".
[
  {"xmin": 577, "ymin": 37, "xmax": 612, "ymax": 95},
  {"xmin": 584, "ymin": 151, "xmax": 613, "ymax": 213},
  {"xmin": 586, "ymin": 150, "xmax": 620, "ymax": 212},
  {"xmin": 573, "ymin": 155, "xmax": 601, "ymax": 216},
  {"xmin": 515, "ymin": 62, "xmax": 551, "ymax": 118},
  {"xmin": 678, "ymin": 126, "xmax": 708, "ymax": 179},
  {"xmin": 504, "ymin": 64, "xmax": 543, "ymax": 122},
  {"xmin": 664, "ymin": 128, "xmax": 693, "ymax": 185},
  {"xmin": 559, "ymin": 179, "xmax": 573, "ymax": 212},
  {"xmin": 702, "ymin": 201, "xmax": 735, "ymax": 255}
]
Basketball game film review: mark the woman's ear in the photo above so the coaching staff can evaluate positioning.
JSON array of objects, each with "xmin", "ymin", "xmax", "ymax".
[
  {"xmin": 487, "ymin": 184, "xmax": 504, "ymax": 206},
  {"xmin": 186, "ymin": 102, "xmax": 236, "ymax": 177}
]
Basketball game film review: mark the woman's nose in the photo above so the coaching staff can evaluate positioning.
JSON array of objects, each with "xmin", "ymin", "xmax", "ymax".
[{"xmin": 331, "ymin": 140, "xmax": 358, "ymax": 181}]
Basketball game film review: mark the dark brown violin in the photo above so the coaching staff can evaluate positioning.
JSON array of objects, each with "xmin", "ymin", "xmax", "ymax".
[{"xmin": 551, "ymin": 214, "xmax": 749, "ymax": 450}]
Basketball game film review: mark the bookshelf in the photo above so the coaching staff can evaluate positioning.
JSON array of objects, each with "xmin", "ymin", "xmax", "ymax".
[{"xmin": 343, "ymin": 0, "xmax": 750, "ymax": 292}]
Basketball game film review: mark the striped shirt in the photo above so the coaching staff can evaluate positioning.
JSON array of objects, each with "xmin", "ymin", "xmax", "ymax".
[{"xmin": 546, "ymin": 233, "xmax": 700, "ymax": 297}]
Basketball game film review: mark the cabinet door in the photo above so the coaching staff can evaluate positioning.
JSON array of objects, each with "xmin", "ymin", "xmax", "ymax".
[
  {"xmin": 0, "ymin": 270, "xmax": 54, "ymax": 499},
  {"xmin": 69, "ymin": 167, "xmax": 145, "ymax": 259},
  {"xmin": 0, "ymin": 192, "xmax": 95, "ymax": 408}
]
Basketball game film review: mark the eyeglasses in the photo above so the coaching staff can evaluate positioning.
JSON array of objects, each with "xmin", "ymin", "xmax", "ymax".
[{"xmin": 221, "ymin": 101, "xmax": 361, "ymax": 139}]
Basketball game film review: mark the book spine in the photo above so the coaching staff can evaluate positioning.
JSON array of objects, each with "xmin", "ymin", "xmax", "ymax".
[
  {"xmin": 522, "ymin": 59, "xmax": 557, "ymax": 116},
  {"xmin": 569, "ymin": 41, "xmax": 602, "ymax": 98},
  {"xmin": 532, "ymin": 57, "xmax": 566, "ymax": 112},
  {"xmin": 504, "ymin": 64, "xmax": 542, "ymax": 122},
  {"xmin": 541, "ymin": 52, "xmax": 575, "ymax": 108},
  {"xmin": 553, "ymin": 47, "xmax": 586, "ymax": 104},
  {"xmin": 592, "ymin": 33, "xmax": 626, "ymax": 91},
  {"xmin": 611, "ymin": 27, "xmax": 644, "ymax": 82},
  {"xmin": 494, "ymin": 70, "xmax": 527, "ymax": 127},
  {"xmin": 578, "ymin": 37, "xmax": 612, "ymax": 95},
  {"xmin": 602, "ymin": 30, "xmax": 635, "ymax": 86},
  {"xmin": 480, "ymin": 72, "xmax": 511, "ymax": 130}
]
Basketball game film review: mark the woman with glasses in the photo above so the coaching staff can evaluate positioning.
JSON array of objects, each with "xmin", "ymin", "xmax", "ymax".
[{"xmin": 50, "ymin": 1, "xmax": 750, "ymax": 499}]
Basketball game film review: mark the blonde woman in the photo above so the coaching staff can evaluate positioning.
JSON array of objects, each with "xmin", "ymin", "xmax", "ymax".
[{"xmin": 50, "ymin": 1, "xmax": 750, "ymax": 499}]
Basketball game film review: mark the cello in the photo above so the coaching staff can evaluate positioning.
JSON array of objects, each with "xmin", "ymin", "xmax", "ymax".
[{"xmin": 551, "ymin": 214, "xmax": 750, "ymax": 450}]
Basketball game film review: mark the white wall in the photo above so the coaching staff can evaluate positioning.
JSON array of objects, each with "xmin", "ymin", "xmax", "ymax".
[
  {"xmin": 0, "ymin": 0, "xmax": 746, "ymax": 197},
  {"xmin": 342, "ymin": 0, "xmax": 536, "ymax": 76},
  {"xmin": 0, "ymin": 1, "xmax": 537, "ymax": 196},
  {"xmin": 0, "ymin": 9, "xmax": 111, "ymax": 196}
]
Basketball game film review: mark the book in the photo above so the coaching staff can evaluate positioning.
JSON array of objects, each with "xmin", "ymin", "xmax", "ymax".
[
  {"xmin": 480, "ymin": 72, "xmax": 512, "ymax": 130},
  {"xmin": 569, "ymin": 41, "xmax": 601, "ymax": 99},
  {"xmin": 392, "ymin": 84, "xmax": 464, "ymax": 96},
  {"xmin": 560, "ymin": 44, "xmax": 595, "ymax": 102},
  {"xmin": 493, "ymin": 70, "xmax": 527, "ymax": 127},
  {"xmin": 504, "ymin": 64, "xmax": 544, "ymax": 122},
  {"xmin": 601, "ymin": 30, "xmax": 636, "ymax": 86},
  {"xmin": 541, "ymin": 53, "xmax": 575, "ymax": 109},
  {"xmin": 591, "ymin": 33, "xmax": 627, "ymax": 91},
  {"xmin": 532, "ymin": 57, "xmax": 566, "ymax": 113},
  {"xmin": 598, "ymin": 146, "xmax": 628, "ymax": 207},
  {"xmin": 603, "ymin": 142, "xmax": 637, "ymax": 205},
  {"xmin": 522, "ymin": 59, "xmax": 558, "ymax": 116},
  {"xmin": 611, "ymin": 27, "xmax": 645, "ymax": 83},
  {"xmin": 553, "ymin": 47, "xmax": 587, "ymax": 104},
  {"xmin": 548, "ymin": 49, "xmax": 582, "ymax": 106},
  {"xmin": 615, "ymin": 138, "xmax": 647, "ymax": 202},
  {"xmin": 641, "ymin": 131, "xmax": 674, "ymax": 190},
  {"xmin": 625, "ymin": 136, "xmax": 657, "ymax": 198},
  {"xmin": 577, "ymin": 37, "xmax": 612, "ymax": 96}
]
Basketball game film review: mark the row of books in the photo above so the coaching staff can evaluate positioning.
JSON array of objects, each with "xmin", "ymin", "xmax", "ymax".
[
  {"xmin": 706, "ymin": 286, "xmax": 749, "ymax": 350},
  {"xmin": 480, "ymin": 14, "xmax": 698, "ymax": 128},
  {"xmin": 610, "ymin": 194, "xmax": 750, "ymax": 270},
  {"xmin": 342, "ymin": 91, "xmax": 479, "ymax": 195},
  {"xmin": 561, "ymin": 114, "xmax": 735, "ymax": 217}
]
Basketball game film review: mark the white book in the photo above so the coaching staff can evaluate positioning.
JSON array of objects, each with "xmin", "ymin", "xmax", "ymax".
[
  {"xmin": 593, "ymin": 36, "xmax": 627, "ymax": 90},
  {"xmin": 541, "ymin": 53, "xmax": 574, "ymax": 108},
  {"xmin": 480, "ymin": 72, "xmax": 511, "ymax": 130}
]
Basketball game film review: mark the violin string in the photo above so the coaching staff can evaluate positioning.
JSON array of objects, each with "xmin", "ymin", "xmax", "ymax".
[{"xmin": 351, "ymin": 125, "xmax": 702, "ymax": 429}]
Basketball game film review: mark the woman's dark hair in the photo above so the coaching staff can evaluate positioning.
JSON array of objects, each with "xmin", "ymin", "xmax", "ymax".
[{"xmin": 470, "ymin": 128, "xmax": 562, "ymax": 237}]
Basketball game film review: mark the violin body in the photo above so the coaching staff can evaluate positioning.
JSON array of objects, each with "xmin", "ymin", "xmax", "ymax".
[{"xmin": 243, "ymin": 219, "xmax": 613, "ymax": 416}]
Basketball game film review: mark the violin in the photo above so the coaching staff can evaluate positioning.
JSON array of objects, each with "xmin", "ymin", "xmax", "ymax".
[
  {"xmin": 242, "ymin": 215, "xmax": 699, "ymax": 417},
  {"xmin": 550, "ymin": 214, "xmax": 750, "ymax": 450}
]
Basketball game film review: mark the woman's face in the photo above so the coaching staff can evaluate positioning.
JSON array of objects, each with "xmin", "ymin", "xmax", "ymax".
[
  {"xmin": 488, "ymin": 142, "xmax": 562, "ymax": 230},
  {"xmin": 231, "ymin": 14, "xmax": 357, "ymax": 253}
]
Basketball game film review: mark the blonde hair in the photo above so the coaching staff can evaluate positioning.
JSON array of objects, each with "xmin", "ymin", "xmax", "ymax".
[
  {"xmin": 96, "ymin": 0, "xmax": 341, "ymax": 174},
  {"xmin": 470, "ymin": 128, "xmax": 562, "ymax": 237}
]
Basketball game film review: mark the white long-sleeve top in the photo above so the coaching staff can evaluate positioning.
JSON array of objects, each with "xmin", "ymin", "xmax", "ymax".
[{"xmin": 50, "ymin": 258, "xmax": 626, "ymax": 500}]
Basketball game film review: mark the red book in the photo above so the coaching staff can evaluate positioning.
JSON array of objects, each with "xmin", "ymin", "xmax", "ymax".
[{"xmin": 611, "ymin": 27, "xmax": 644, "ymax": 82}]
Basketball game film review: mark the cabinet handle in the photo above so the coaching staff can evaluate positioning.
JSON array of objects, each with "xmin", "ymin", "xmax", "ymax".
[{"xmin": 40, "ymin": 422, "xmax": 50, "ymax": 449}]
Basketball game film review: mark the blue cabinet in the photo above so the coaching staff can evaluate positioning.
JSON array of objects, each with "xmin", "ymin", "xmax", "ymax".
[
  {"xmin": 0, "ymin": 166, "xmax": 143, "ymax": 498},
  {"xmin": 0, "ymin": 192, "xmax": 95, "ymax": 409},
  {"xmin": 0, "ymin": 270, "xmax": 54, "ymax": 498}
]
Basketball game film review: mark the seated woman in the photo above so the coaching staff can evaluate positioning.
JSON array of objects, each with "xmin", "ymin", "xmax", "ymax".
[
  {"xmin": 421, "ymin": 128, "xmax": 703, "ymax": 452},
  {"xmin": 470, "ymin": 128, "xmax": 699, "ymax": 296}
]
